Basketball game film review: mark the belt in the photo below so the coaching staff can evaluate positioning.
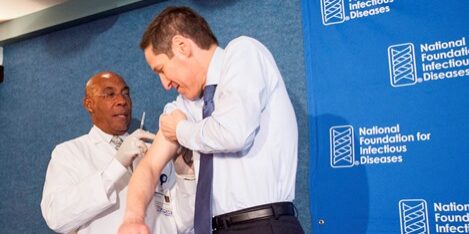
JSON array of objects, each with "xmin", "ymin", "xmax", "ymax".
[{"xmin": 212, "ymin": 202, "xmax": 296, "ymax": 231}]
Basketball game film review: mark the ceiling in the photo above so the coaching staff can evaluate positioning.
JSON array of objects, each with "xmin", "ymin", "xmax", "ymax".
[{"xmin": 0, "ymin": 0, "xmax": 69, "ymax": 23}]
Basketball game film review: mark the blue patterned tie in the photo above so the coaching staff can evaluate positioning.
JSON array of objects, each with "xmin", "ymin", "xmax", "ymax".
[{"xmin": 194, "ymin": 84, "xmax": 217, "ymax": 234}]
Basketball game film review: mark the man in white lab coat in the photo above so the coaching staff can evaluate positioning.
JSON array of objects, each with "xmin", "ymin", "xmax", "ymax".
[{"xmin": 41, "ymin": 71, "xmax": 195, "ymax": 233}]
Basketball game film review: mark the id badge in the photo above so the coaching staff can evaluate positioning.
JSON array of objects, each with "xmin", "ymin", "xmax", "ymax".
[
  {"xmin": 153, "ymin": 191, "xmax": 173, "ymax": 216},
  {"xmin": 153, "ymin": 166, "xmax": 174, "ymax": 216}
]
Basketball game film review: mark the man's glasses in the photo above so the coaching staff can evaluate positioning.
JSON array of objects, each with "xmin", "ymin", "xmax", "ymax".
[{"xmin": 95, "ymin": 90, "xmax": 131, "ymax": 101}]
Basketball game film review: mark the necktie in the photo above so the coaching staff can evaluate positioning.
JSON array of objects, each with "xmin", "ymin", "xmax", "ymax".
[
  {"xmin": 194, "ymin": 84, "xmax": 217, "ymax": 234},
  {"xmin": 111, "ymin": 136, "xmax": 123, "ymax": 150}
]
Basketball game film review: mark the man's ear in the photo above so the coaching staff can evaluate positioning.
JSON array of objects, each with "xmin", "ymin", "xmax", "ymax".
[
  {"xmin": 83, "ymin": 97, "xmax": 94, "ymax": 113},
  {"xmin": 172, "ymin": 35, "xmax": 191, "ymax": 57}
]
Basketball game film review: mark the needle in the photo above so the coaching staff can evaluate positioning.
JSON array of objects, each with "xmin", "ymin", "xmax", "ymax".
[{"xmin": 140, "ymin": 112, "xmax": 146, "ymax": 129}]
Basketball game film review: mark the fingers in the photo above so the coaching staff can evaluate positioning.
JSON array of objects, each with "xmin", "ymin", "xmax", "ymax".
[
  {"xmin": 137, "ymin": 131, "xmax": 156, "ymax": 141},
  {"xmin": 132, "ymin": 129, "xmax": 156, "ymax": 141},
  {"xmin": 159, "ymin": 114, "xmax": 170, "ymax": 126},
  {"xmin": 170, "ymin": 108, "xmax": 186, "ymax": 116},
  {"xmin": 135, "ymin": 140, "xmax": 148, "ymax": 156},
  {"xmin": 118, "ymin": 223, "xmax": 149, "ymax": 234},
  {"xmin": 161, "ymin": 109, "xmax": 187, "ymax": 121}
]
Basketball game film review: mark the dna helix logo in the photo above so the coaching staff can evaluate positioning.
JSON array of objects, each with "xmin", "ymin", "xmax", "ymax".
[
  {"xmin": 399, "ymin": 199, "xmax": 430, "ymax": 234},
  {"xmin": 330, "ymin": 125, "xmax": 355, "ymax": 168},
  {"xmin": 388, "ymin": 43, "xmax": 418, "ymax": 87},
  {"xmin": 320, "ymin": 0, "xmax": 345, "ymax": 25}
]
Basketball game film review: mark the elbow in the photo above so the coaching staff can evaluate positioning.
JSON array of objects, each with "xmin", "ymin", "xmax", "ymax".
[
  {"xmin": 44, "ymin": 220, "xmax": 71, "ymax": 234},
  {"xmin": 202, "ymin": 118, "xmax": 259, "ymax": 153},
  {"xmin": 41, "ymin": 199, "xmax": 75, "ymax": 233},
  {"xmin": 42, "ymin": 213, "xmax": 76, "ymax": 233},
  {"xmin": 219, "ymin": 127, "xmax": 257, "ymax": 152},
  {"xmin": 41, "ymin": 212, "xmax": 61, "ymax": 232},
  {"xmin": 223, "ymin": 137, "xmax": 251, "ymax": 152}
]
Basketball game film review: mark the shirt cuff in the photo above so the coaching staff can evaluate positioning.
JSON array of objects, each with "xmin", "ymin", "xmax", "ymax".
[
  {"xmin": 176, "ymin": 120, "xmax": 192, "ymax": 147},
  {"xmin": 102, "ymin": 159, "xmax": 128, "ymax": 195}
]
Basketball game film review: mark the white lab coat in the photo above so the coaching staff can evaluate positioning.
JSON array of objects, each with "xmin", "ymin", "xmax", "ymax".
[{"xmin": 41, "ymin": 126, "xmax": 195, "ymax": 234}]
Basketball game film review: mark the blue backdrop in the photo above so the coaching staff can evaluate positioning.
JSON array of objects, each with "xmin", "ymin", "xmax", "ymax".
[
  {"xmin": 302, "ymin": 0, "xmax": 469, "ymax": 233},
  {"xmin": 0, "ymin": 0, "xmax": 310, "ymax": 233}
]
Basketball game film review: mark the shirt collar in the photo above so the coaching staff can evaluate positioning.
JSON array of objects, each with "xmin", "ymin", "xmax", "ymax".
[
  {"xmin": 89, "ymin": 125, "xmax": 128, "ymax": 144},
  {"xmin": 205, "ymin": 46, "xmax": 224, "ymax": 87}
]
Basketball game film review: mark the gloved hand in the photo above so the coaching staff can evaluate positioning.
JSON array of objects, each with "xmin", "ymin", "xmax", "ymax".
[{"xmin": 116, "ymin": 129, "xmax": 155, "ymax": 168}]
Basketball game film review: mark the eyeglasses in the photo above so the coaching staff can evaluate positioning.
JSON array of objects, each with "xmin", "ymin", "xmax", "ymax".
[{"xmin": 95, "ymin": 90, "xmax": 131, "ymax": 101}]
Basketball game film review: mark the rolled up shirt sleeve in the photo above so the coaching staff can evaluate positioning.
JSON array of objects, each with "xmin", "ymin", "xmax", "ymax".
[{"xmin": 176, "ymin": 39, "xmax": 273, "ymax": 155}]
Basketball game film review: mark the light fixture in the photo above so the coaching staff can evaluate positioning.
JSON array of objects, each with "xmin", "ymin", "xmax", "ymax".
[{"xmin": 0, "ymin": 47, "xmax": 3, "ymax": 83}]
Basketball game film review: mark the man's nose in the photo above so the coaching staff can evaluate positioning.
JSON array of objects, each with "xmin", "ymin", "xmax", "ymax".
[
  {"xmin": 115, "ymin": 93, "xmax": 129, "ymax": 105},
  {"xmin": 159, "ymin": 75, "xmax": 172, "ymax": 90}
]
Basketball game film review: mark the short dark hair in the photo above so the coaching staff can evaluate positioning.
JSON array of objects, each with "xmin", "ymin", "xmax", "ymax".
[{"xmin": 140, "ymin": 6, "xmax": 218, "ymax": 57}]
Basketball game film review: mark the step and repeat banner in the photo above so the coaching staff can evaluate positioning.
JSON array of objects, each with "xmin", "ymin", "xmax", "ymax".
[{"xmin": 302, "ymin": 1, "xmax": 469, "ymax": 233}]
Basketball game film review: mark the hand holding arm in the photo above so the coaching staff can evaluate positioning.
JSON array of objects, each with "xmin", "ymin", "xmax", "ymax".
[{"xmin": 159, "ymin": 109, "xmax": 187, "ymax": 142}]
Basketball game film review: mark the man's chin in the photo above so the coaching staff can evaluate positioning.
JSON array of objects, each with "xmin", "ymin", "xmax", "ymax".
[
  {"xmin": 183, "ymin": 93, "xmax": 200, "ymax": 101},
  {"xmin": 112, "ymin": 123, "xmax": 130, "ymax": 135}
]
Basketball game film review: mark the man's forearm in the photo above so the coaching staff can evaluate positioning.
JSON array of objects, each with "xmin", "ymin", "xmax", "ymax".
[
  {"xmin": 124, "ymin": 156, "xmax": 158, "ymax": 222},
  {"xmin": 123, "ymin": 131, "xmax": 179, "ymax": 223}
]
